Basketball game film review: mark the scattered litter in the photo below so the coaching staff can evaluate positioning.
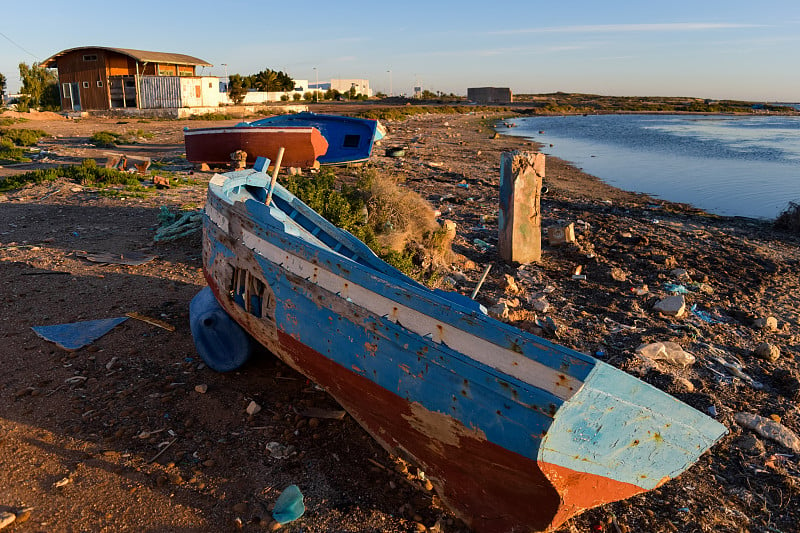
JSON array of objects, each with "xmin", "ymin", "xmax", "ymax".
[
  {"xmin": 735, "ymin": 412, "xmax": 800, "ymax": 453},
  {"xmin": 53, "ymin": 476, "xmax": 72, "ymax": 488},
  {"xmin": 701, "ymin": 344, "xmax": 763, "ymax": 389},
  {"xmin": 76, "ymin": 250, "xmax": 156, "ymax": 266},
  {"xmin": 147, "ymin": 438, "xmax": 178, "ymax": 463},
  {"xmin": 266, "ymin": 442, "xmax": 297, "ymax": 459},
  {"xmin": 126, "ymin": 312, "xmax": 175, "ymax": 332},
  {"xmin": 31, "ymin": 317, "xmax": 128, "ymax": 351},
  {"xmin": 690, "ymin": 304, "xmax": 725, "ymax": 324},
  {"xmin": 473, "ymin": 238, "xmax": 492, "ymax": 250},
  {"xmin": 664, "ymin": 283, "xmax": 690, "ymax": 294},
  {"xmin": 603, "ymin": 317, "xmax": 642, "ymax": 333},
  {"xmin": 635, "ymin": 341, "xmax": 695, "ymax": 366},
  {"xmin": 272, "ymin": 485, "xmax": 305, "ymax": 525},
  {"xmin": 154, "ymin": 207, "xmax": 203, "ymax": 242}
]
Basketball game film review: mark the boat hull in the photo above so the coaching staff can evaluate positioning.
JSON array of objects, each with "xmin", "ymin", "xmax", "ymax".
[
  {"xmin": 183, "ymin": 126, "xmax": 328, "ymax": 168},
  {"xmin": 248, "ymin": 112, "xmax": 380, "ymax": 165},
  {"xmin": 196, "ymin": 169, "xmax": 727, "ymax": 532}
]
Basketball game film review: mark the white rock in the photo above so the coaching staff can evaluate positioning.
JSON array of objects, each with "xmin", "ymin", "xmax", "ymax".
[
  {"xmin": 246, "ymin": 400, "xmax": 262, "ymax": 416},
  {"xmin": 752, "ymin": 316, "xmax": 778, "ymax": 331},
  {"xmin": 0, "ymin": 512, "xmax": 15, "ymax": 529},
  {"xmin": 195, "ymin": 384, "xmax": 208, "ymax": 394},
  {"xmin": 754, "ymin": 342, "xmax": 780, "ymax": 362},
  {"xmin": 675, "ymin": 377, "xmax": 695, "ymax": 392},
  {"xmin": 529, "ymin": 297, "xmax": 550, "ymax": 313},
  {"xmin": 653, "ymin": 295, "xmax": 686, "ymax": 317}
]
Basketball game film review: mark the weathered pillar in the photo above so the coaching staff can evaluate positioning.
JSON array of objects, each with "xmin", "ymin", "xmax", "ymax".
[{"xmin": 498, "ymin": 151, "xmax": 544, "ymax": 264}]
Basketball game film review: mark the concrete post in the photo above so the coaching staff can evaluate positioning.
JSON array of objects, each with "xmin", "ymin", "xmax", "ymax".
[{"xmin": 498, "ymin": 151, "xmax": 544, "ymax": 264}]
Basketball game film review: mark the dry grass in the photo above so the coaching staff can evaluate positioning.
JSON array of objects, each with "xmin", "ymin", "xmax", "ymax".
[{"xmin": 356, "ymin": 168, "xmax": 455, "ymax": 270}]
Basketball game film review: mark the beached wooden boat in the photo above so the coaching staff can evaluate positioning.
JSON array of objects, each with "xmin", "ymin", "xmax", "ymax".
[
  {"xmin": 247, "ymin": 112, "xmax": 384, "ymax": 165},
  {"xmin": 190, "ymin": 165, "xmax": 727, "ymax": 533},
  {"xmin": 183, "ymin": 125, "xmax": 328, "ymax": 168}
]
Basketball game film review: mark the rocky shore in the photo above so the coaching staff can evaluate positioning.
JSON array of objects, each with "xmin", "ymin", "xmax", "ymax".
[{"xmin": 1, "ymin": 108, "xmax": 799, "ymax": 532}]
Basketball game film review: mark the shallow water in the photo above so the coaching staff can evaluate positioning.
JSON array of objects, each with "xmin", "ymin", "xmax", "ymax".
[{"xmin": 503, "ymin": 114, "xmax": 800, "ymax": 220}]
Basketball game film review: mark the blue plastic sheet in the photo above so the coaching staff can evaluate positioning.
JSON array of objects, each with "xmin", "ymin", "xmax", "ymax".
[
  {"xmin": 32, "ymin": 317, "xmax": 128, "ymax": 350},
  {"xmin": 664, "ymin": 283, "xmax": 690, "ymax": 294},
  {"xmin": 272, "ymin": 484, "xmax": 305, "ymax": 525}
]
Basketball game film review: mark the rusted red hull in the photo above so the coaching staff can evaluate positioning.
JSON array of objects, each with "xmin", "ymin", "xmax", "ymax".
[
  {"xmin": 205, "ymin": 276, "xmax": 645, "ymax": 532},
  {"xmin": 195, "ymin": 169, "xmax": 727, "ymax": 532},
  {"xmin": 183, "ymin": 126, "xmax": 328, "ymax": 167}
]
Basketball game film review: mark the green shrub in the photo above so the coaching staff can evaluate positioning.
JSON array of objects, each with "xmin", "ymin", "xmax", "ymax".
[
  {"xmin": 188, "ymin": 111, "xmax": 237, "ymax": 121},
  {"xmin": 0, "ymin": 137, "xmax": 29, "ymax": 162},
  {"xmin": 0, "ymin": 161, "xmax": 143, "ymax": 192},
  {"xmin": 0, "ymin": 128, "xmax": 48, "ymax": 146},
  {"xmin": 281, "ymin": 167, "xmax": 445, "ymax": 278},
  {"xmin": 89, "ymin": 131, "xmax": 120, "ymax": 147}
]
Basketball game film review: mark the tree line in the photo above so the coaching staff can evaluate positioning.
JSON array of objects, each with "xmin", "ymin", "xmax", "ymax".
[{"xmin": 0, "ymin": 63, "xmax": 61, "ymax": 111}]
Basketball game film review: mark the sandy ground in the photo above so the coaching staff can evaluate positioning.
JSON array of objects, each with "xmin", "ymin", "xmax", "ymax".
[{"xmin": 1, "ymin": 106, "xmax": 799, "ymax": 533}]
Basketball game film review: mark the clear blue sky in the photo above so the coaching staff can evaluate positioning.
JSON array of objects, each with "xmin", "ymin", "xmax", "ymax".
[{"xmin": 2, "ymin": 0, "xmax": 799, "ymax": 101}]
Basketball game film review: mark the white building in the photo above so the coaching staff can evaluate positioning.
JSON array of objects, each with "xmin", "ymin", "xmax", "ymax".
[{"xmin": 308, "ymin": 78, "xmax": 372, "ymax": 98}]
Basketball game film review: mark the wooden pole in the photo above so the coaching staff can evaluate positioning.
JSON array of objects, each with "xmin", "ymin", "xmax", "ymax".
[
  {"xmin": 470, "ymin": 264, "xmax": 493, "ymax": 299},
  {"xmin": 498, "ymin": 151, "xmax": 544, "ymax": 264},
  {"xmin": 265, "ymin": 147, "xmax": 286, "ymax": 205}
]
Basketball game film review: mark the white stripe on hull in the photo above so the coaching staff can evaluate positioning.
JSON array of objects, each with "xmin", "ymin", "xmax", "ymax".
[{"xmin": 207, "ymin": 204, "xmax": 582, "ymax": 401}]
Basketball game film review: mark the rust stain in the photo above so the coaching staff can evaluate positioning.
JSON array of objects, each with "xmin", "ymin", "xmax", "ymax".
[
  {"xmin": 399, "ymin": 364, "xmax": 411, "ymax": 374},
  {"xmin": 555, "ymin": 374, "xmax": 574, "ymax": 391},
  {"xmin": 364, "ymin": 342, "xmax": 378, "ymax": 356},
  {"xmin": 402, "ymin": 402, "xmax": 487, "ymax": 455}
]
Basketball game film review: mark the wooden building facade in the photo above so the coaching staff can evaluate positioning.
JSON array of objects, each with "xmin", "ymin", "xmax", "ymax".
[{"xmin": 42, "ymin": 47, "xmax": 213, "ymax": 111}]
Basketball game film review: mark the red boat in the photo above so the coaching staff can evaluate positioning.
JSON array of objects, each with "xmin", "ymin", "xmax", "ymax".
[{"xmin": 183, "ymin": 125, "xmax": 328, "ymax": 168}]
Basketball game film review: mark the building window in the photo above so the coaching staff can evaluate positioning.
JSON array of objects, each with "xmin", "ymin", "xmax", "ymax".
[
  {"xmin": 82, "ymin": 81, "xmax": 89, "ymax": 88},
  {"xmin": 82, "ymin": 54, "xmax": 97, "ymax": 61},
  {"xmin": 97, "ymin": 80, "xmax": 103, "ymax": 87}
]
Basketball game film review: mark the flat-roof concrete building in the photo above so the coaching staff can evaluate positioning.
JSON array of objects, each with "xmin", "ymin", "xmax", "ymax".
[{"xmin": 467, "ymin": 87, "xmax": 513, "ymax": 104}]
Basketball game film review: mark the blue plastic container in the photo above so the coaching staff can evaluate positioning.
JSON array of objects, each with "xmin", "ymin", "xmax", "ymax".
[{"xmin": 189, "ymin": 287, "xmax": 253, "ymax": 372}]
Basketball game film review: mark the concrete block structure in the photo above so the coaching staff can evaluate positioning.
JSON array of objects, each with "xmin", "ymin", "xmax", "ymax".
[{"xmin": 467, "ymin": 87, "xmax": 513, "ymax": 104}]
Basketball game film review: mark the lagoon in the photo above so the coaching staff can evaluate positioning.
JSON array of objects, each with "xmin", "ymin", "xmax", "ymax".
[{"xmin": 503, "ymin": 114, "xmax": 800, "ymax": 220}]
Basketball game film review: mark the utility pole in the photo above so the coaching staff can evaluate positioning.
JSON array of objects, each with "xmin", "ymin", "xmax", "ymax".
[{"xmin": 313, "ymin": 67, "xmax": 318, "ymax": 102}]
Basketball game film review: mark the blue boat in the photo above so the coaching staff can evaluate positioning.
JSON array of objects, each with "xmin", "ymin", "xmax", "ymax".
[
  {"xmin": 190, "ymin": 163, "xmax": 727, "ymax": 533},
  {"xmin": 246, "ymin": 112, "xmax": 384, "ymax": 165}
]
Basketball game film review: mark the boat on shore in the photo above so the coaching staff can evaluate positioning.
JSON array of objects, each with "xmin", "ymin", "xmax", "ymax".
[
  {"xmin": 247, "ymin": 111, "xmax": 384, "ymax": 165},
  {"xmin": 183, "ymin": 125, "xmax": 328, "ymax": 168},
  {"xmin": 190, "ymin": 164, "xmax": 727, "ymax": 533}
]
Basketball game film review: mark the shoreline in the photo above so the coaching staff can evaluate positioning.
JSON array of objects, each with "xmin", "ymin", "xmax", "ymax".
[
  {"xmin": 498, "ymin": 113, "xmax": 798, "ymax": 222},
  {"xmin": 0, "ymin": 110, "xmax": 799, "ymax": 532}
]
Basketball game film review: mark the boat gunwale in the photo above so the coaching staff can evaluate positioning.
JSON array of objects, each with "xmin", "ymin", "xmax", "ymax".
[{"xmin": 206, "ymin": 170, "xmax": 598, "ymax": 386}]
